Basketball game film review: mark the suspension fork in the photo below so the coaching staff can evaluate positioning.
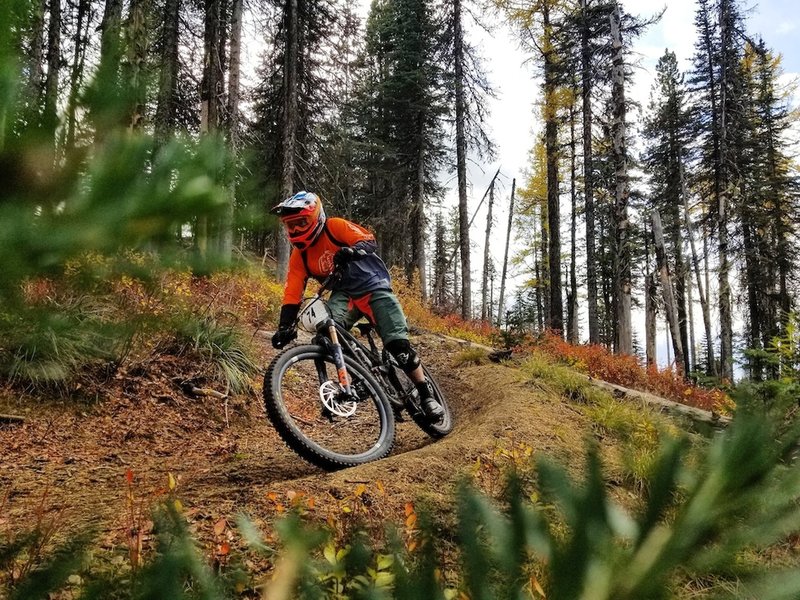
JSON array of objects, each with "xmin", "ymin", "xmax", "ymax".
[{"xmin": 325, "ymin": 319, "xmax": 353, "ymax": 396}]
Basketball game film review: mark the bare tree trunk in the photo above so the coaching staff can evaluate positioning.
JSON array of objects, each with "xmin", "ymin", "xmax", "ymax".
[
  {"xmin": 197, "ymin": 0, "xmax": 222, "ymax": 257},
  {"xmin": 154, "ymin": 0, "xmax": 181, "ymax": 145},
  {"xmin": 581, "ymin": 0, "xmax": 598, "ymax": 344},
  {"xmin": 43, "ymin": 0, "xmax": 61, "ymax": 133},
  {"xmin": 686, "ymin": 254, "xmax": 697, "ymax": 372},
  {"xmin": 645, "ymin": 271, "xmax": 658, "ymax": 367},
  {"xmin": 568, "ymin": 100, "xmax": 579, "ymax": 344},
  {"xmin": 543, "ymin": 2, "xmax": 562, "ymax": 334},
  {"xmin": 540, "ymin": 183, "xmax": 550, "ymax": 325},
  {"xmin": 277, "ymin": 0, "xmax": 298, "ymax": 281},
  {"xmin": 496, "ymin": 178, "xmax": 515, "ymax": 327},
  {"xmin": 453, "ymin": 0, "xmax": 471, "ymax": 319},
  {"xmin": 412, "ymin": 122, "xmax": 428, "ymax": 299},
  {"xmin": 644, "ymin": 221, "xmax": 657, "ymax": 366},
  {"xmin": 481, "ymin": 179, "xmax": 494, "ymax": 321},
  {"xmin": 126, "ymin": 0, "xmax": 151, "ymax": 130},
  {"xmin": 652, "ymin": 210, "xmax": 686, "ymax": 376},
  {"xmin": 28, "ymin": 0, "xmax": 47, "ymax": 106},
  {"xmin": 610, "ymin": 1, "xmax": 631, "ymax": 355},
  {"xmin": 220, "ymin": 0, "xmax": 242, "ymax": 262},
  {"xmin": 65, "ymin": 0, "xmax": 90, "ymax": 150}
]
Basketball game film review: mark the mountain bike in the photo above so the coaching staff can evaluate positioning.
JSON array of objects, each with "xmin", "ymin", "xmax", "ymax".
[{"xmin": 263, "ymin": 273, "xmax": 453, "ymax": 470}]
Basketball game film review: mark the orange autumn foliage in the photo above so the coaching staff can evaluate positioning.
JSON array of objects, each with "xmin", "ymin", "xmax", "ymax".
[{"xmin": 533, "ymin": 332, "xmax": 732, "ymax": 413}]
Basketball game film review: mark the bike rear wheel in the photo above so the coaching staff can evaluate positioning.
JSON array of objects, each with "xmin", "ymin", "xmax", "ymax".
[{"xmin": 264, "ymin": 345, "xmax": 395, "ymax": 470}]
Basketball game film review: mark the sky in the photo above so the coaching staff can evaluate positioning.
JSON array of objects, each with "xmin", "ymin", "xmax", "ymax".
[{"xmin": 363, "ymin": 0, "xmax": 800, "ymax": 366}]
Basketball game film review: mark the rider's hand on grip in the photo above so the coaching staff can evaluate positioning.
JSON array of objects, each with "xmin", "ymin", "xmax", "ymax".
[
  {"xmin": 333, "ymin": 246, "xmax": 356, "ymax": 269},
  {"xmin": 334, "ymin": 246, "xmax": 368, "ymax": 269},
  {"xmin": 272, "ymin": 327, "xmax": 297, "ymax": 349}
]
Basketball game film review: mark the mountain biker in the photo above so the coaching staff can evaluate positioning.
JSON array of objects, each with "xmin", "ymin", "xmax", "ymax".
[{"xmin": 270, "ymin": 191, "xmax": 445, "ymax": 421}]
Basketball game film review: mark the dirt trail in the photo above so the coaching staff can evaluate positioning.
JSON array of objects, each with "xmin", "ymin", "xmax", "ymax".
[{"xmin": 0, "ymin": 334, "xmax": 601, "ymax": 550}]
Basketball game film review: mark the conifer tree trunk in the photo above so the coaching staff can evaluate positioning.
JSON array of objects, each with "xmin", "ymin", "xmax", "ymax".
[
  {"xmin": 28, "ymin": 0, "xmax": 47, "ymax": 107},
  {"xmin": 686, "ymin": 259, "xmax": 697, "ymax": 371},
  {"xmin": 717, "ymin": 0, "xmax": 734, "ymax": 381},
  {"xmin": 453, "ymin": 0, "xmax": 471, "ymax": 319},
  {"xmin": 43, "ymin": 0, "xmax": 61, "ymax": 133},
  {"xmin": 540, "ymin": 183, "xmax": 550, "ymax": 325},
  {"xmin": 154, "ymin": 0, "xmax": 181, "ymax": 145},
  {"xmin": 277, "ymin": 0, "xmax": 298, "ymax": 281},
  {"xmin": 126, "ymin": 0, "xmax": 151, "ymax": 130},
  {"xmin": 543, "ymin": 2, "xmax": 562, "ymax": 334},
  {"xmin": 645, "ymin": 272, "xmax": 657, "ymax": 366},
  {"xmin": 581, "ymin": 0, "xmax": 599, "ymax": 344},
  {"xmin": 481, "ymin": 179, "xmax": 494, "ymax": 321},
  {"xmin": 97, "ymin": 0, "xmax": 123, "ymax": 108},
  {"xmin": 65, "ymin": 0, "xmax": 90, "ymax": 150},
  {"xmin": 197, "ymin": 0, "xmax": 223, "ymax": 257},
  {"xmin": 568, "ymin": 101, "xmax": 579, "ymax": 344},
  {"xmin": 609, "ymin": 1, "xmax": 631, "ymax": 355},
  {"xmin": 497, "ymin": 178, "xmax": 515, "ymax": 327},
  {"xmin": 412, "ymin": 122, "xmax": 428, "ymax": 299},
  {"xmin": 220, "ymin": 0, "xmax": 242, "ymax": 262},
  {"xmin": 652, "ymin": 210, "xmax": 685, "ymax": 376}
]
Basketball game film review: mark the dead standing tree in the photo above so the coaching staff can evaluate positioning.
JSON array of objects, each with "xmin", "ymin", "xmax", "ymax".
[{"xmin": 652, "ymin": 210, "xmax": 686, "ymax": 376}]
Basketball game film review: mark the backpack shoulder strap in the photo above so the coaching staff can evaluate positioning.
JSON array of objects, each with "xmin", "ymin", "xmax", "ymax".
[{"xmin": 323, "ymin": 220, "xmax": 347, "ymax": 247}]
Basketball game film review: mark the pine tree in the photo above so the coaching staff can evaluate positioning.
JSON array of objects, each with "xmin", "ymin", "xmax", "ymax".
[{"xmin": 643, "ymin": 50, "xmax": 692, "ymax": 374}]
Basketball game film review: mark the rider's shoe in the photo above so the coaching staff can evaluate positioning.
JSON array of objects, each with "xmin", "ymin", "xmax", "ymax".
[{"xmin": 416, "ymin": 380, "xmax": 444, "ymax": 421}]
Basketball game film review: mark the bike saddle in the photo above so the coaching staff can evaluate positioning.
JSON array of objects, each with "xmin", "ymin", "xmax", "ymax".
[{"xmin": 355, "ymin": 322, "xmax": 374, "ymax": 335}]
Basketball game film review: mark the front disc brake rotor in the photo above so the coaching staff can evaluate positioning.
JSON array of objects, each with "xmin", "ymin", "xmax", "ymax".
[{"xmin": 319, "ymin": 380, "xmax": 357, "ymax": 417}]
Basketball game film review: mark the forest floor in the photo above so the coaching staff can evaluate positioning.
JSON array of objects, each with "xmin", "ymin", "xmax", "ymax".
[{"xmin": 0, "ymin": 331, "xmax": 634, "ymax": 581}]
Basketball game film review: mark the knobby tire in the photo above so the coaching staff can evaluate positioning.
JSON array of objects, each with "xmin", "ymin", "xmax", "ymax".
[{"xmin": 264, "ymin": 345, "xmax": 395, "ymax": 470}]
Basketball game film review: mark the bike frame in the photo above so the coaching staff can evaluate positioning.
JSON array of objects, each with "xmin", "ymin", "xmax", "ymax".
[{"xmin": 298, "ymin": 273, "xmax": 387, "ymax": 399}]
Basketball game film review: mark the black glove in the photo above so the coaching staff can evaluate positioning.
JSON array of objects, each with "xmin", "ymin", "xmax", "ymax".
[
  {"xmin": 272, "ymin": 327, "xmax": 297, "ymax": 349},
  {"xmin": 334, "ymin": 246, "xmax": 368, "ymax": 269},
  {"xmin": 272, "ymin": 304, "xmax": 300, "ymax": 349}
]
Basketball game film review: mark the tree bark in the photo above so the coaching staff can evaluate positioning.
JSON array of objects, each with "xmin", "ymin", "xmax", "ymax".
[
  {"xmin": 717, "ymin": 0, "xmax": 734, "ymax": 381},
  {"xmin": 645, "ymin": 271, "xmax": 658, "ymax": 367},
  {"xmin": 154, "ymin": 0, "xmax": 181, "ymax": 145},
  {"xmin": 686, "ymin": 252, "xmax": 697, "ymax": 371},
  {"xmin": 412, "ymin": 119, "xmax": 428, "ymax": 299},
  {"xmin": 277, "ymin": 0, "xmax": 298, "ymax": 282},
  {"xmin": 126, "ymin": 0, "xmax": 151, "ymax": 130},
  {"xmin": 65, "ymin": 0, "xmax": 90, "ymax": 150},
  {"xmin": 481, "ymin": 179, "xmax": 494, "ymax": 321},
  {"xmin": 652, "ymin": 210, "xmax": 686, "ymax": 376},
  {"xmin": 568, "ymin": 100, "xmax": 579, "ymax": 344},
  {"xmin": 43, "ymin": 0, "xmax": 61, "ymax": 133},
  {"xmin": 453, "ymin": 0, "xmax": 471, "ymax": 319},
  {"xmin": 28, "ymin": 0, "xmax": 47, "ymax": 107},
  {"xmin": 609, "ymin": 1, "xmax": 631, "ymax": 355},
  {"xmin": 543, "ymin": 2, "xmax": 562, "ymax": 334},
  {"xmin": 496, "ymin": 178, "xmax": 515, "ymax": 327},
  {"xmin": 220, "ymin": 0, "xmax": 242, "ymax": 262},
  {"xmin": 644, "ymin": 220, "xmax": 657, "ymax": 366},
  {"xmin": 581, "ymin": 0, "xmax": 599, "ymax": 344}
]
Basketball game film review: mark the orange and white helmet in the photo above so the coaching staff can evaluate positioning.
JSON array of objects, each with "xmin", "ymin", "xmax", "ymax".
[{"xmin": 271, "ymin": 191, "xmax": 326, "ymax": 250}]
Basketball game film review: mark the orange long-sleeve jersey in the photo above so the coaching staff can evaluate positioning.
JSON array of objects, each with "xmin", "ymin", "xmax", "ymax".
[{"xmin": 282, "ymin": 217, "xmax": 392, "ymax": 306}]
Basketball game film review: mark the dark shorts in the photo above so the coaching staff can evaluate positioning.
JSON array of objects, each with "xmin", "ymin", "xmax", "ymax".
[{"xmin": 327, "ymin": 289, "xmax": 409, "ymax": 344}]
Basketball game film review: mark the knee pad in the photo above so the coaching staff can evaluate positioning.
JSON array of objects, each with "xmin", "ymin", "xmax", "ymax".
[{"xmin": 386, "ymin": 339, "xmax": 420, "ymax": 374}]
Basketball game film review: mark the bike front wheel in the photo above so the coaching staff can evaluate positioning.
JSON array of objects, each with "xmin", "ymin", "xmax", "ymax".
[{"xmin": 264, "ymin": 344, "xmax": 396, "ymax": 470}]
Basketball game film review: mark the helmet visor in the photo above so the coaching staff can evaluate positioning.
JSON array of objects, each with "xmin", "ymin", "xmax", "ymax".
[{"xmin": 283, "ymin": 214, "xmax": 313, "ymax": 234}]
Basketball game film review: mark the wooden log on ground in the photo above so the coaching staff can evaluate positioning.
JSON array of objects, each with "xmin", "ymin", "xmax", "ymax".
[{"xmin": 0, "ymin": 413, "xmax": 26, "ymax": 424}]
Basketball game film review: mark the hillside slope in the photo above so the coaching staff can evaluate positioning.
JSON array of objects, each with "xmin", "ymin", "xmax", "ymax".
[{"xmin": 0, "ymin": 332, "xmax": 636, "ymax": 552}]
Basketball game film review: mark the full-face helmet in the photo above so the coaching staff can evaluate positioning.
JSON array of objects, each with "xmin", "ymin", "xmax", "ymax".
[{"xmin": 271, "ymin": 191, "xmax": 326, "ymax": 250}]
